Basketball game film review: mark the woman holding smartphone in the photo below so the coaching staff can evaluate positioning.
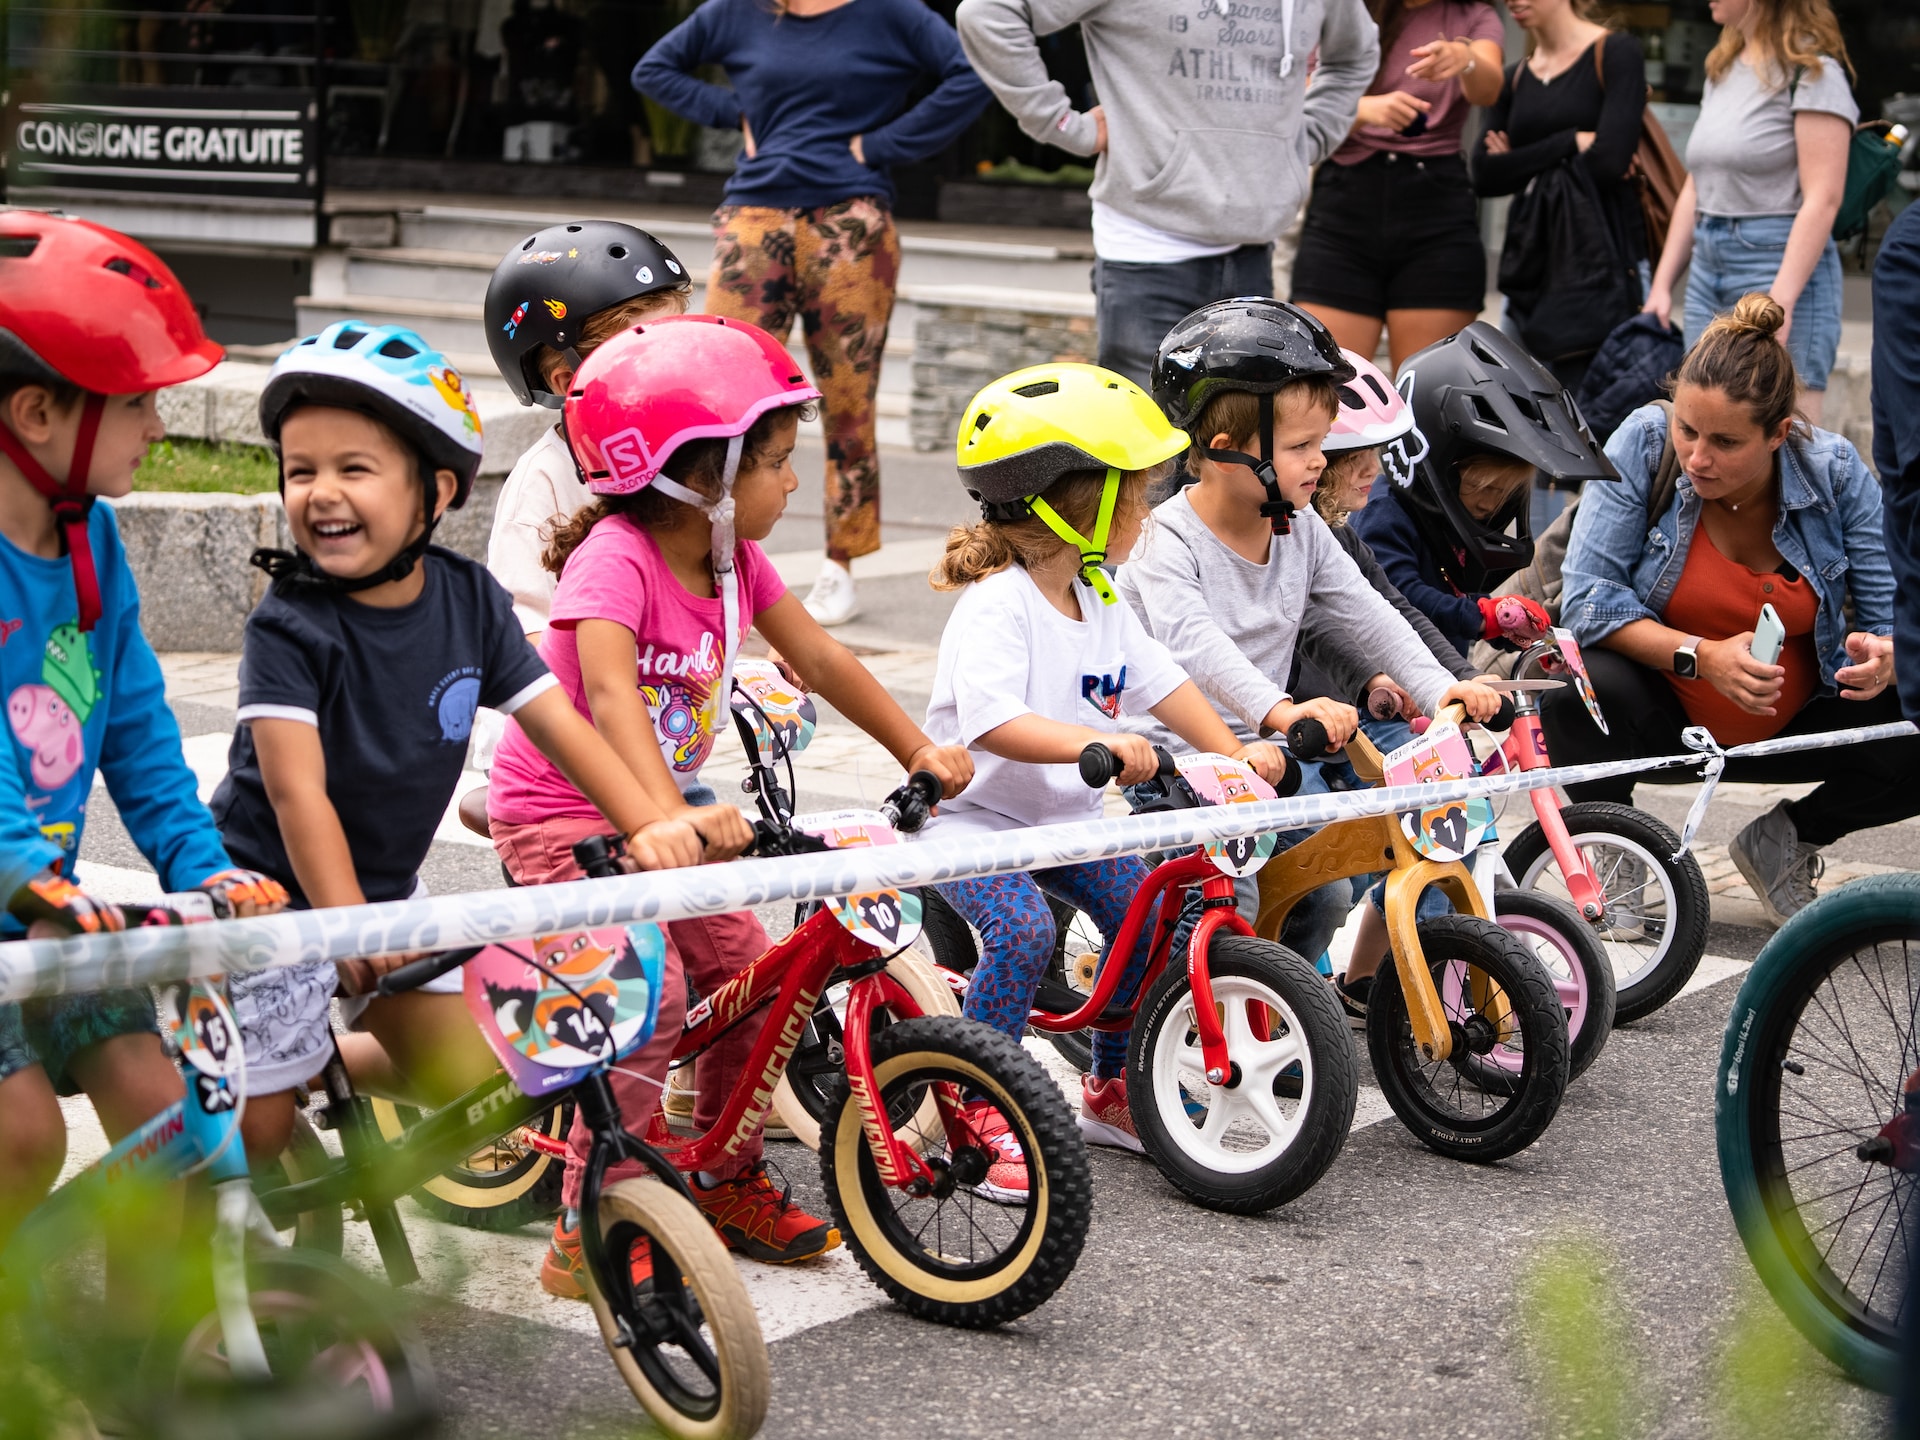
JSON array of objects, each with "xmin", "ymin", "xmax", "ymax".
[{"xmin": 1541, "ymin": 295, "xmax": 1915, "ymax": 930}]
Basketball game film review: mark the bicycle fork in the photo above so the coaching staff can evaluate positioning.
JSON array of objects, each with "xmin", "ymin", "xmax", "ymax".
[
  {"xmin": 1505, "ymin": 696, "xmax": 1606, "ymax": 922},
  {"xmin": 1179, "ymin": 873, "xmax": 1258, "ymax": 1088}
]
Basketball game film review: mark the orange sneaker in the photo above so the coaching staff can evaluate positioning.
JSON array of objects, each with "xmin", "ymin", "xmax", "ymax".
[
  {"xmin": 959, "ymin": 1098, "xmax": 1031, "ymax": 1204},
  {"xmin": 692, "ymin": 1164, "xmax": 840, "ymax": 1263},
  {"xmin": 1079, "ymin": 1074, "xmax": 1144, "ymax": 1154},
  {"xmin": 540, "ymin": 1212, "xmax": 653, "ymax": 1301}
]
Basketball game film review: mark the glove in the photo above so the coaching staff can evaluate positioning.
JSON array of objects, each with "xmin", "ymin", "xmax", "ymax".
[
  {"xmin": 1478, "ymin": 594, "xmax": 1552, "ymax": 646},
  {"xmin": 9, "ymin": 869, "xmax": 125, "ymax": 935},
  {"xmin": 197, "ymin": 868, "xmax": 289, "ymax": 919}
]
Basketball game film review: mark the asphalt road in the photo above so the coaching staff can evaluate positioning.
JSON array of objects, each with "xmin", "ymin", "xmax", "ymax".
[{"xmin": 61, "ymin": 434, "xmax": 1913, "ymax": 1440}]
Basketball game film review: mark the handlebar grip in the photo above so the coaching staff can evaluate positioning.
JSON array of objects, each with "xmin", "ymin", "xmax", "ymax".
[
  {"xmin": 1272, "ymin": 755, "xmax": 1305, "ymax": 799},
  {"xmin": 1492, "ymin": 694, "xmax": 1516, "ymax": 731},
  {"xmin": 1078, "ymin": 742, "xmax": 1118, "ymax": 788},
  {"xmin": 1287, "ymin": 717, "xmax": 1332, "ymax": 762},
  {"xmin": 1366, "ymin": 686, "xmax": 1403, "ymax": 721},
  {"xmin": 880, "ymin": 770, "xmax": 944, "ymax": 834},
  {"xmin": 907, "ymin": 769, "xmax": 941, "ymax": 808},
  {"xmin": 571, "ymin": 833, "xmax": 628, "ymax": 880},
  {"xmin": 376, "ymin": 946, "xmax": 484, "ymax": 998}
]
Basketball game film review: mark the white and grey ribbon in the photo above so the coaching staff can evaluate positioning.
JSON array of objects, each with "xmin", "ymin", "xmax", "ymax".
[{"xmin": 1674, "ymin": 720, "xmax": 1917, "ymax": 857}]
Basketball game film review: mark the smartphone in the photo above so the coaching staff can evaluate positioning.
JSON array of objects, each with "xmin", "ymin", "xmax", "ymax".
[{"xmin": 1750, "ymin": 603, "xmax": 1785, "ymax": 667}]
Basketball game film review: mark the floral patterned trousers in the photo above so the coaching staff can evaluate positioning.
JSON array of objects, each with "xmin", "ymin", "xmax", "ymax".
[{"xmin": 706, "ymin": 196, "xmax": 899, "ymax": 560}]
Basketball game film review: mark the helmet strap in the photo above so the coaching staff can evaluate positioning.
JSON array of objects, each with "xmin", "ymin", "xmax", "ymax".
[
  {"xmin": 250, "ymin": 463, "xmax": 440, "ymax": 592},
  {"xmin": 1026, "ymin": 465, "xmax": 1122, "ymax": 606},
  {"xmin": 652, "ymin": 432, "xmax": 746, "ymax": 710},
  {"xmin": 0, "ymin": 393, "xmax": 107, "ymax": 630},
  {"xmin": 1197, "ymin": 392, "xmax": 1293, "ymax": 536}
]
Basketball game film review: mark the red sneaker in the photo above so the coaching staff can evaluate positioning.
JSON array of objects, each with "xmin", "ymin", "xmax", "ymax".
[
  {"xmin": 959, "ymin": 1098, "xmax": 1031, "ymax": 1204},
  {"xmin": 692, "ymin": 1165, "xmax": 840, "ymax": 1263},
  {"xmin": 1079, "ymin": 1074, "xmax": 1144, "ymax": 1154},
  {"xmin": 540, "ymin": 1212, "xmax": 652, "ymax": 1301}
]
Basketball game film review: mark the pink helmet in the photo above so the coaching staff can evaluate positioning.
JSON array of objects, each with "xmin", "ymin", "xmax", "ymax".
[
  {"xmin": 1325, "ymin": 350, "xmax": 1417, "ymax": 453},
  {"xmin": 564, "ymin": 314, "xmax": 820, "ymax": 495}
]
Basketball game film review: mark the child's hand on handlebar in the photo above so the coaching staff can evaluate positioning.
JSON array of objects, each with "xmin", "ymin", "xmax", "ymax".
[
  {"xmin": 625, "ymin": 817, "xmax": 708, "ymax": 870},
  {"xmin": 1437, "ymin": 679, "xmax": 1506, "ymax": 724},
  {"xmin": 1362, "ymin": 674, "xmax": 1414, "ymax": 721},
  {"xmin": 1232, "ymin": 741, "xmax": 1288, "ymax": 788},
  {"xmin": 1265, "ymin": 697, "xmax": 1358, "ymax": 751},
  {"xmin": 197, "ymin": 867, "xmax": 289, "ymax": 918},
  {"xmin": 905, "ymin": 742, "xmax": 974, "ymax": 799},
  {"xmin": 1096, "ymin": 732, "xmax": 1163, "ymax": 787},
  {"xmin": 675, "ymin": 803, "xmax": 758, "ymax": 861}
]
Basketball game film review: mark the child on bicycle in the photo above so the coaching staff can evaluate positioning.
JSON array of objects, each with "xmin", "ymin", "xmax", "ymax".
[
  {"xmin": 923, "ymin": 362, "xmax": 1287, "ymax": 1172},
  {"xmin": 1350, "ymin": 322, "xmax": 1612, "ymax": 658},
  {"xmin": 1122, "ymin": 299, "xmax": 1504, "ymax": 985},
  {"xmin": 0, "ymin": 215, "xmax": 286, "ymax": 1252},
  {"xmin": 208, "ymin": 323, "xmax": 704, "ymax": 1170},
  {"xmin": 485, "ymin": 314, "xmax": 974, "ymax": 1293}
]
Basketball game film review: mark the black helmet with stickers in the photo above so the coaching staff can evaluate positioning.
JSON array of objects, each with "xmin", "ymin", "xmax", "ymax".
[{"xmin": 484, "ymin": 220, "xmax": 692, "ymax": 408}]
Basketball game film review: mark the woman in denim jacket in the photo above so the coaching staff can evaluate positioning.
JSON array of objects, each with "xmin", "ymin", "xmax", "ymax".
[{"xmin": 1542, "ymin": 295, "xmax": 1916, "ymax": 927}]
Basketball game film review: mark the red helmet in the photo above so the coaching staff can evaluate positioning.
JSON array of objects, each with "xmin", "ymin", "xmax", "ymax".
[
  {"xmin": 564, "ymin": 314, "xmax": 820, "ymax": 495},
  {"xmin": 0, "ymin": 213, "xmax": 223, "ymax": 630}
]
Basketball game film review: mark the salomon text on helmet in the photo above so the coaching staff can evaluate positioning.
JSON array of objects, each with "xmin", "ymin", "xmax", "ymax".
[
  {"xmin": 485, "ymin": 219, "xmax": 692, "ymax": 408},
  {"xmin": 1151, "ymin": 298, "xmax": 1354, "ymax": 534},
  {"xmin": 956, "ymin": 363, "xmax": 1188, "ymax": 603},
  {"xmin": 1392, "ymin": 321, "xmax": 1616, "ymax": 592}
]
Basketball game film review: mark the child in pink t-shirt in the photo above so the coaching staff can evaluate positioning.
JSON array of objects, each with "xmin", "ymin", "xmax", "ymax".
[{"xmin": 486, "ymin": 315, "xmax": 972, "ymax": 1299}]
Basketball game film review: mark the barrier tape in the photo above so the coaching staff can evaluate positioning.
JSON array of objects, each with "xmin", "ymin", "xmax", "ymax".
[
  {"xmin": 1675, "ymin": 720, "xmax": 1918, "ymax": 853},
  {"xmin": 0, "ymin": 721, "xmax": 1906, "ymax": 1003}
]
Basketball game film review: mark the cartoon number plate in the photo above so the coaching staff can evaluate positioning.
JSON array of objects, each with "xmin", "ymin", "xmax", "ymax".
[
  {"xmin": 159, "ymin": 979, "xmax": 240, "ymax": 1080},
  {"xmin": 793, "ymin": 808, "xmax": 925, "ymax": 950},
  {"xmin": 1381, "ymin": 722, "xmax": 1496, "ymax": 863},
  {"xmin": 1175, "ymin": 752, "xmax": 1280, "ymax": 877},
  {"xmin": 465, "ymin": 924, "xmax": 666, "ymax": 1096},
  {"xmin": 1548, "ymin": 626, "xmax": 1609, "ymax": 735},
  {"xmin": 731, "ymin": 657, "xmax": 817, "ymax": 760}
]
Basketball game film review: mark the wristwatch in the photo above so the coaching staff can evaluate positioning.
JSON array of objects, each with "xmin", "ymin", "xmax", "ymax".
[{"xmin": 1673, "ymin": 637, "xmax": 1702, "ymax": 680}]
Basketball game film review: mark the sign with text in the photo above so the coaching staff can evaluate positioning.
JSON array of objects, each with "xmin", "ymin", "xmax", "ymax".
[{"xmin": 4, "ymin": 86, "xmax": 318, "ymax": 200}]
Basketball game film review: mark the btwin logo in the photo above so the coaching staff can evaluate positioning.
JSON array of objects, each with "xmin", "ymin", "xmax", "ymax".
[
  {"xmin": 599, "ymin": 426, "xmax": 656, "ymax": 486},
  {"xmin": 465, "ymin": 1080, "xmax": 521, "ymax": 1128},
  {"xmin": 104, "ymin": 1108, "xmax": 186, "ymax": 1184},
  {"xmin": 1081, "ymin": 666, "xmax": 1128, "ymax": 720}
]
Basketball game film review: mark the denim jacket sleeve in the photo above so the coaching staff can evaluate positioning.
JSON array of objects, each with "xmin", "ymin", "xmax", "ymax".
[
  {"xmin": 1560, "ymin": 405, "xmax": 1667, "ymax": 645},
  {"xmin": 1829, "ymin": 441, "xmax": 1895, "ymax": 636}
]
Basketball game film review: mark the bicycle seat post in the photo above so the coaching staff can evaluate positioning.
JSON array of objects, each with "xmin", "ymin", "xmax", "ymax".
[{"xmin": 318, "ymin": 1045, "xmax": 421, "ymax": 1287}]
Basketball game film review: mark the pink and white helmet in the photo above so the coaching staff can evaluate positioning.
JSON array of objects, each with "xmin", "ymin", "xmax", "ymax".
[{"xmin": 1325, "ymin": 350, "xmax": 1416, "ymax": 453}]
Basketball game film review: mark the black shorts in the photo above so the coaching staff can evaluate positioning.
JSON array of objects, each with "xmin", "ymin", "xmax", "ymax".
[{"xmin": 1291, "ymin": 151, "xmax": 1489, "ymax": 318}]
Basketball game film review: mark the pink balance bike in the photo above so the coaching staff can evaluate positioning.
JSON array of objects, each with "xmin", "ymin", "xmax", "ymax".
[{"xmin": 1489, "ymin": 633, "xmax": 1711, "ymax": 1023}]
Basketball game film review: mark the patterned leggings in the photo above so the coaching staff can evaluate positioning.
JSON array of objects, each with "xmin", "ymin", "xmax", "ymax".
[
  {"xmin": 936, "ymin": 856, "xmax": 1154, "ymax": 1080},
  {"xmin": 705, "ymin": 197, "xmax": 899, "ymax": 560}
]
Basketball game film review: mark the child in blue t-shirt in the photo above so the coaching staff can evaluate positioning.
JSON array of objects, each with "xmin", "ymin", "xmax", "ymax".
[
  {"xmin": 0, "ymin": 215, "xmax": 286, "ymax": 1249},
  {"xmin": 209, "ymin": 322, "xmax": 702, "ymax": 1164}
]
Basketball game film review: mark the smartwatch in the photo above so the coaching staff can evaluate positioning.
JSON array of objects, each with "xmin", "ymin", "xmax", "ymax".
[{"xmin": 1673, "ymin": 637, "xmax": 1702, "ymax": 680}]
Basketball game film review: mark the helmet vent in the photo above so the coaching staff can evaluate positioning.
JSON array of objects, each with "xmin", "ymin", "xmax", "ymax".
[
  {"xmin": 378, "ymin": 336, "xmax": 419, "ymax": 359},
  {"xmin": 1337, "ymin": 383, "xmax": 1362, "ymax": 410},
  {"xmin": 609, "ymin": 244, "xmax": 629, "ymax": 259},
  {"xmin": 520, "ymin": 236, "xmax": 536, "ymax": 250},
  {"xmin": 103, "ymin": 256, "xmax": 161, "ymax": 289},
  {"xmin": 0, "ymin": 235, "xmax": 39, "ymax": 259},
  {"xmin": 566, "ymin": 224, "xmax": 582, "ymax": 233},
  {"xmin": 333, "ymin": 327, "xmax": 367, "ymax": 350},
  {"xmin": 1011, "ymin": 380, "xmax": 1060, "ymax": 398},
  {"xmin": 1467, "ymin": 394, "xmax": 1507, "ymax": 430},
  {"xmin": 1469, "ymin": 337, "xmax": 1506, "ymax": 368},
  {"xmin": 1362, "ymin": 373, "xmax": 1391, "ymax": 404}
]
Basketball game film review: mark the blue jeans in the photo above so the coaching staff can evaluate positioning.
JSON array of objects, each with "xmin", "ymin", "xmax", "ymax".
[
  {"xmin": 1685, "ymin": 214, "xmax": 1842, "ymax": 390},
  {"xmin": 1094, "ymin": 245, "xmax": 1276, "ymax": 390}
]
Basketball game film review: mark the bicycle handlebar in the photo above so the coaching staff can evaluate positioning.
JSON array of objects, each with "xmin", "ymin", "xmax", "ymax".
[
  {"xmin": 1077, "ymin": 742, "xmax": 1176, "ymax": 789},
  {"xmin": 880, "ymin": 770, "xmax": 942, "ymax": 834},
  {"xmin": 1289, "ymin": 693, "xmax": 1517, "ymax": 764},
  {"xmin": 375, "ymin": 946, "xmax": 486, "ymax": 997}
]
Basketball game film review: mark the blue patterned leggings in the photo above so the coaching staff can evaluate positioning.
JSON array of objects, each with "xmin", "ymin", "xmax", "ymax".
[{"xmin": 936, "ymin": 856, "xmax": 1153, "ymax": 1080}]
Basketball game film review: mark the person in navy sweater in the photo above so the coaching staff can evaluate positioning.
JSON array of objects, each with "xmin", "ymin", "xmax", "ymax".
[{"xmin": 634, "ymin": 0, "xmax": 988, "ymax": 628}]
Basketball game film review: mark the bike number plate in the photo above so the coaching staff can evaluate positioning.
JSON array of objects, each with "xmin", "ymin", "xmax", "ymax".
[
  {"xmin": 463, "ymin": 924, "xmax": 666, "ymax": 1096},
  {"xmin": 730, "ymin": 657, "xmax": 817, "ymax": 760},
  {"xmin": 158, "ymin": 978, "xmax": 240, "ymax": 1080},
  {"xmin": 1175, "ymin": 752, "xmax": 1280, "ymax": 877},
  {"xmin": 1382, "ymin": 722, "xmax": 1496, "ymax": 862},
  {"xmin": 1549, "ymin": 626, "xmax": 1609, "ymax": 735},
  {"xmin": 793, "ymin": 808, "xmax": 925, "ymax": 950}
]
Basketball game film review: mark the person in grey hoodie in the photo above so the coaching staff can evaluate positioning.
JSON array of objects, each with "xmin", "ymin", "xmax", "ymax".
[{"xmin": 956, "ymin": 0, "xmax": 1379, "ymax": 387}]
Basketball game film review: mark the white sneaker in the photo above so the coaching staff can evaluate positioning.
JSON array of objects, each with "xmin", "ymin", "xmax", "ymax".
[{"xmin": 802, "ymin": 558, "xmax": 858, "ymax": 627}]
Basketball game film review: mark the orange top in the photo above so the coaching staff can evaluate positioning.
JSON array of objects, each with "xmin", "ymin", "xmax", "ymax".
[{"xmin": 1663, "ymin": 522, "xmax": 1819, "ymax": 746}]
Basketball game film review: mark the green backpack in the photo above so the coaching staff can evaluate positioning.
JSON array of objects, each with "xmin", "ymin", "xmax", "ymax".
[{"xmin": 1791, "ymin": 68, "xmax": 1906, "ymax": 242}]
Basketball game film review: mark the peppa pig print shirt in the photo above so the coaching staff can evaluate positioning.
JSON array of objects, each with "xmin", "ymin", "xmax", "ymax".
[{"xmin": 0, "ymin": 502, "xmax": 233, "ymax": 922}]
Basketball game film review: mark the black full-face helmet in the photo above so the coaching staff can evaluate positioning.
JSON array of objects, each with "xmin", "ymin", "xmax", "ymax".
[
  {"xmin": 484, "ymin": 220, "xmax": 692, "ymax": 408},
  {"xmin": 1151, "ymin": 297, "xmax": 1355, "ymax": 535},
  {"xmin": 1391, "ymin": 321, "xmax": 1617, "ymax": 592}
]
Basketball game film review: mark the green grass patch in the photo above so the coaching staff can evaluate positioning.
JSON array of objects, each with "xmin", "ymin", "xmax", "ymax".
[{"xmin": 134, "ymin": 438, "xmax": 280, "ymax": 494}]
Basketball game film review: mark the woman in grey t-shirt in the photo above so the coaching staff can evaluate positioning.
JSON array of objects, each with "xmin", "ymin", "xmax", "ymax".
[{"xmin": 1642, "ymin": 0, "xmax": 1856, "ymax": 423}]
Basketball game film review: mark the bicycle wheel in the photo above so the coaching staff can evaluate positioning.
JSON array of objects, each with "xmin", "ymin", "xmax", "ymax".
[
  {"xmin": 1493, "ymin": 887, "xmax": 1617, "ymax": 1081},
  {"xmin": 773, "ymin": 952, "xmax": 960, "ymax": 1151},
  {"xmin": 1505, "ymin": 801, "xmax": 1709, "ymax": 1024},
  {"xmin": 917, "ymin": 889, "xmax": 1099, "ymax": 1072},
  {"xmin": 1366, "ymin": 915, "xmax": 1570, "ymax": 1162},
  {"xmin": 155, "ymin": 1246, "xmax": 439, "ymax": 1439},
  {"xmin": 1129, "ymin": 934, "xmax": 1356, "ymax": 1214},
  {"xmin": 369, "ymin": 1097, "xmax": 569, "ymax": 1232},
  {"xmin": 1716, "ymin": 874, "xmax": 1920, "ymax": 1393},
  {"xmin": 587, "ymin": 1177, "xmax": 770, "ymax": 1440},
  {"xmin": 820, "ymin": 1015, "xmax": 1090, "ymax": 1328}
]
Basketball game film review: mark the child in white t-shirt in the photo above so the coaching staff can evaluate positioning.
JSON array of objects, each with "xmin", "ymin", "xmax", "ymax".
[{"xmin": 924, "ymin": 364, "xmax": 1285, "ymax": 1181}]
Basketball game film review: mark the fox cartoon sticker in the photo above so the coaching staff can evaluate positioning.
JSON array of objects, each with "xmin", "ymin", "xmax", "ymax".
[
  {"xmin": 1081, "ymin": 665, "xmax": 1128, "ymax": 720},
  {"xmin": 1175, "ymin": 752, "xmax": 1280, "ymax": 877},
  {"xmin": 1382, "ymin": 722, "xmax": 1495, "ymax": 862},
  {"xmin": 793, "ymin": 807, "xmax": 926, "ymax": 949}
]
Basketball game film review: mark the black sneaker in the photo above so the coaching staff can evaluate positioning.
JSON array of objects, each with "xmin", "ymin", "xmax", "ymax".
[{"xmin": 1333, "ymin": 973, "xmax": 1371, "ymax": 1030}]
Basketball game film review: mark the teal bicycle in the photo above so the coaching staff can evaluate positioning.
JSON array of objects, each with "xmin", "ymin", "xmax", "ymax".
[
  {"xmin": 1716, "ymin": 873, "xmax": 1920, "ymax": 1392},
  {"xmin": 4, "ymin": 898, "xmax": 438, "ymax": 1438}
]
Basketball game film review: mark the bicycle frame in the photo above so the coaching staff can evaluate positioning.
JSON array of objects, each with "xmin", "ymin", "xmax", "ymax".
[
  {"xmin": 1252, "ymin": 729, "xmax": 1494, "ymax": 1065},
  {"xmin": 1497, "ymin": 665, "xmax": 1607, "ymax": 922}
]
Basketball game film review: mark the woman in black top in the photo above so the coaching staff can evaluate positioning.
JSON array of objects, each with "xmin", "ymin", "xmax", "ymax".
[{"xmin": 1471, "ymin": 0, "xmax": 1647, "ymax": 387}]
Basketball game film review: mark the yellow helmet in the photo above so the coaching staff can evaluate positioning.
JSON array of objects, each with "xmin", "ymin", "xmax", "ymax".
[{"xmin": 955, "ymin": 363, "xmax": 1188, "ymax": 507}]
